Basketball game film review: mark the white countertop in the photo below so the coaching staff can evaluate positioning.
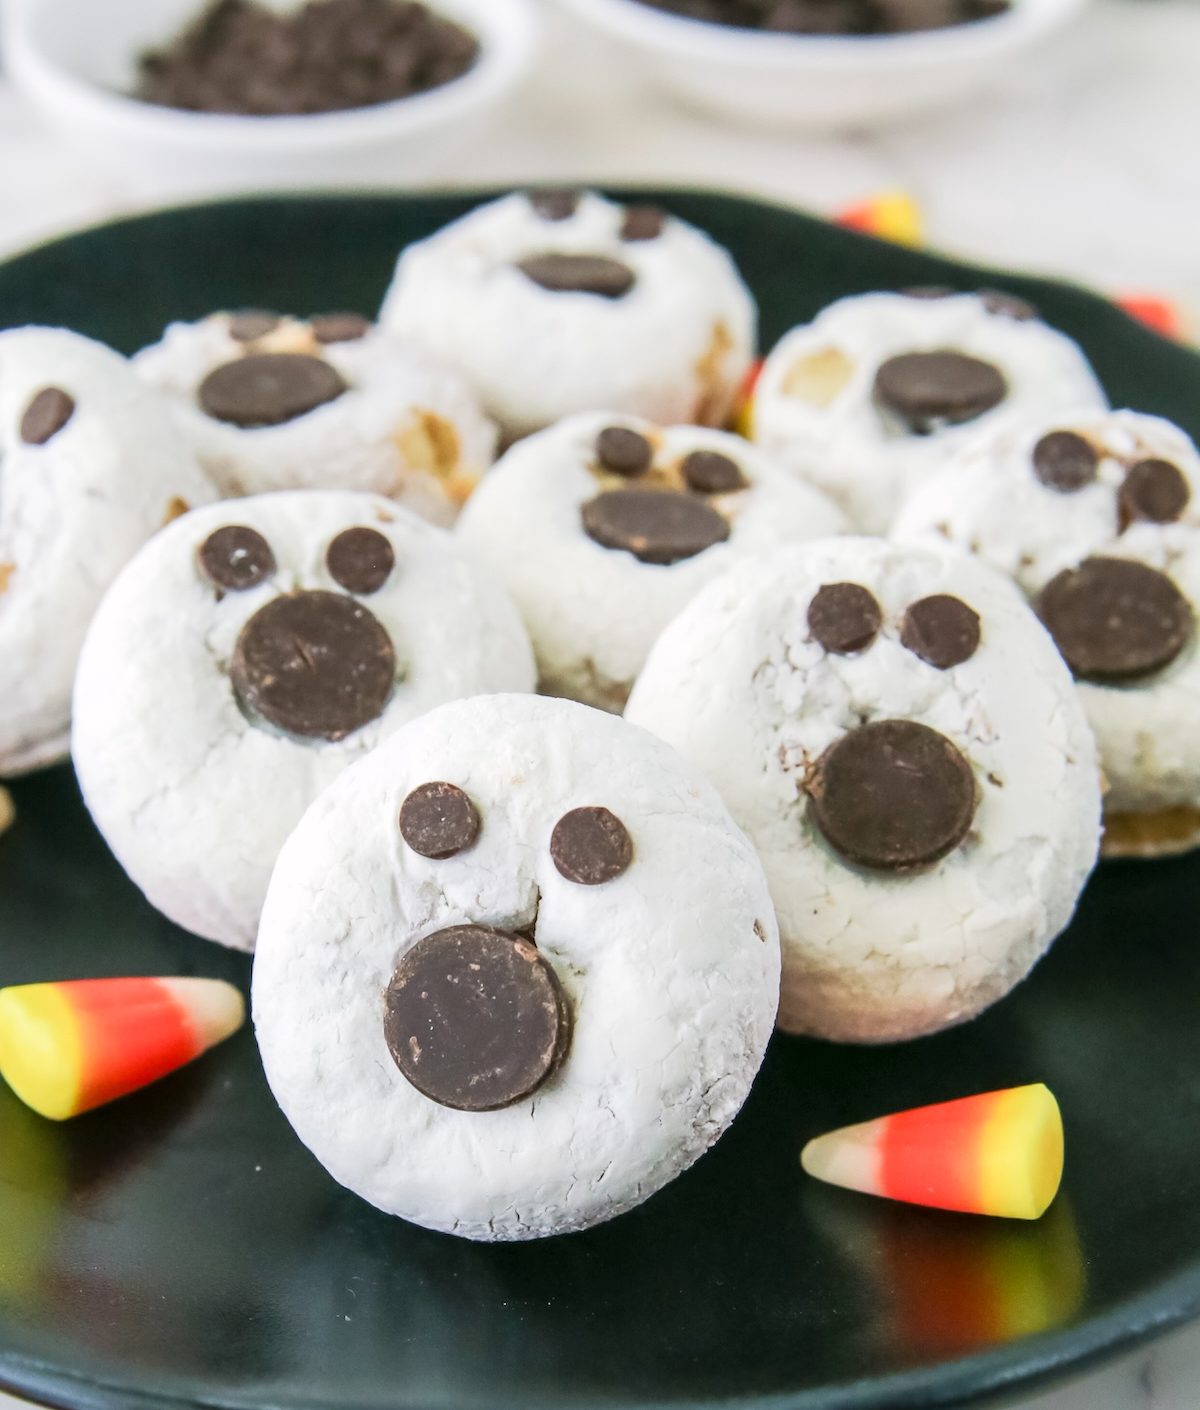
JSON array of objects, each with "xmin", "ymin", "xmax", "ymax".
[{"xmin": 1, "ymin": 1, "xmax": 1199, "ymax": 1405}]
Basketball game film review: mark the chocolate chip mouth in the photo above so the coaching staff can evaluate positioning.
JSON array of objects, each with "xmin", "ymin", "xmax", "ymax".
[
  {"xmin": 384, "ymin": 924, "xmax": 572, "ymax": 1112},
  {"xmin": 199, "ymin": 352, "xmax": 347, "ymax": 428},
  {"xmin": 230, "ymin": 589, "xmax": 396, "ymax": 740},
  {"xmin": 582, "ymin": 488, "xmax": 730, "ymax": 565},
  {"xmin": 807, "ymin": 718, "xmax": 978, "ymax": 871}
]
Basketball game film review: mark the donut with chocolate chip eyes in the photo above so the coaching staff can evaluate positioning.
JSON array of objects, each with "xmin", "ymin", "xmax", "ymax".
[
  {"xmin": 455, "ymin": 412, "xmax": 846, "ymax": 710},
  {"xmin": 134, "ymin": 312, "xmax": 496, "ymax": 521},
  {"xmin": 0, "ymin": 326, "xmax": 213, "ymax": 776},
  {"xmin": 72, "ymin": 491, "xmax": 535, "ymax": 950},
  {"xmin": 252, "ymin": 693, "xmax": 780, "ymax": 1239},
  {"xmin": 377, "ymin": 191, "xmax": 756, "ymax": 439},
  {"xmin": 626, "ymin": 537, "xmax": 1101, "ymax": 1043},
  {"xmin": 752, "ymin": 291, "xmax": 1107, "ymax": 534}
]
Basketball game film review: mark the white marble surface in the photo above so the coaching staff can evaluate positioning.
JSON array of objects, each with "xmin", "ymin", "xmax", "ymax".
[{"xmin": 2, "ymin": 1, "xmax": 1200, "ymax": 1406}]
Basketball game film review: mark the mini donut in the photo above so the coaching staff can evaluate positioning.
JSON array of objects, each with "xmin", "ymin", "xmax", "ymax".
[
  {"xmin": 72, "ymin": 491, "xmax": 535, "ymax": 950},
  {"xmin": 626, "ymin": 537, "xmax": 1101, "ymax": 1043},
  {"xmin": 752, "ymin": 291, "xmax": 1107, "ymax": 533},
  {"xmin": 252, "ymin": 693, "xmax": 780, "ymax": 1239},
  {"xmin": 134, "ymin": 311, "xmax": 496, "ymax": 521},
  {"xmin": 0, "ymin": 326, "xmax": 213, "ymax": 776},
  {"xmin": 455, "ymin": 413, "xmax": 846, "ymax": 710},
  {"xmin": 378, "ymin": 191, "xmax": 756, "ymax": 439}
]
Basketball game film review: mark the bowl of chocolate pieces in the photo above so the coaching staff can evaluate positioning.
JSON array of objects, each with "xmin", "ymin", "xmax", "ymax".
[
  {"xmin": 6, "ymin": 0, "xmax": 538, "ymax": 190},
  {"xmin": 557, "ymin": 0, "xmax": 1089, "ymax": 128}
]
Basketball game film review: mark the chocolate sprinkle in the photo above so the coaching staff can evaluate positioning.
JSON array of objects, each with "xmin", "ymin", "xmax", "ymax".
[
  {"xmin": 384, "ymin": 925, "xmax": 571, "ymax": 1112},
  {"xmin": 311, "ymin": 312, "xmax": 371, "ymax": 344},
  {"xmin": 595, "ymin": 425, "xmax": 653, "ymax": 477},
  {"xmin": 528, "ymin": 188, "xmax": 580, "ymax": 221},
  {"xmin": 198, "ymin": 353, "xmax": 347, "ymax": 428},
  {"xmin": 1037, "ymin": 556, "xmax": 1193, "ymax": 683},
  {"xmin": 399, "ymin": 782, "xmax": 480, "ymax": 859},
  {"xmin": 1119, "ymin": 458, "xmax": 1191, "ymax": 530},
  {"xmin": 1032, "ymin": 431, "xmax": 1098, "ymax": 492},
  {"xmin": 874, "ymin": 350, "xmax": 1007, "ymax": 433},
  {"xmin": 582, "ymin": 489, "xmax": 730, "ymax": 565},
  {"xmin": 20, "ymin": 387, "xmax": 75, "ymax": 446},
  {"xmin": 517, "ymin": 254, "xmax": 636, "ymax": 299},
  {"xmin": 901, "ymin": 594, "xmax": 982, "ymax": 669},
  {"xmin": 807, "ymin": 582, "xmax": 882, "ymax": 654},
  {"xmin": 550, "ymin": 806, "xmax": 633, "ymax": 885},
  {"xmin": 681, "ymin": 449, "xmax": 747, "ymax": 494},
  {"xmin": 808, "ymin": 719, "xmax": 978, "ymax": 871},
  {"xmin": 198, "ymin": 525, "xmax": 275, "ymax": 592},
  {"xmin": 326, "ymin": 526, "xmax": 395, "ymax": 594},
  {"xmin": 621, "ymin": 205, "xmax": 666, "ymax": 241}
]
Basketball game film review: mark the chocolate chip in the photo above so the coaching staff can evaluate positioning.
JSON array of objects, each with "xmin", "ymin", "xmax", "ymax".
[
  {"xmin": 326, "ymin": 526, "xmax": 395, "ymax": 594},
  {"xmin": 1037, "ymin": 557, "xmax": 1193, "ymax": 683},
  {"xmin": 1032, "ymin": 431, "xmax": 1098, "ymax": 492},
  {"xmin": 807, "ymin": 582, "xmax": 882, "ymax": 654},
  {"xmin": 551, "ymin": 806, "xmax": 633, "ymax": 885},
  {"xmin": 384, "ymin": 925, "xmax": 571, "ymax": 1112},
  {"xmin": 582, "ymin": 489, "xmax": 730, "ymax": 565},
  {"xmin": 231, "ymin": 590, "xmax": 395, "ymax": 740},
  {"xmin": 1119, "ymin": 458, "xmax": 1191, "ymax": 530},
  {"xmin": 20, "ymin": 387, "xmax": 75, "ymax": 446},
  {"xmin": 528, "ymin": 188, "xmax": 580, "ymax": 221},
  {"xmin": 198, "ymin": 525, "xmax": 275, "ymax": 592},
  {"xmin": 681, "ymin": 449, "xmax": 747, "ymax": 494},
  {"xmin": 621, "ymin": 205, "xmax": 666, "ymax": 241},
  {"xmin": 516, "ymin": 254, "xmax": 636, "ymax": 300},
  {"xmin": 901, "ymin": 285, "xmax": 955, "ymax": 300},
  {"xmin": 399, "ymin": 782, "xmax": 480, "ymax": 859},
  {"xmin": 311, "ymin": 312, "xmax": 371, "ymax": 344},
  {"xmin": 874, "ymin": 350, "xmax": 1007, "ymax": 433},
  {"xmin": 979, "ymin": 289, "xmax": 1039, "ymax": 321},
  {"xmin": 901, "ymin": 595, "xmax": 981, "ymax": 669},
  {"xmin": 198, "ymin": 353, "xmax": 347, "ymax": 428},
  {"xmin": 596, "ymin": 425, "xmax": 653, "ymax": 477},
  {"xmin": 808, "ymin": 719, "xmax": 977, "ymax": 871},
  {"xmin": 228, "ymin": 310, "xmax": 280, "ymax": 342}
]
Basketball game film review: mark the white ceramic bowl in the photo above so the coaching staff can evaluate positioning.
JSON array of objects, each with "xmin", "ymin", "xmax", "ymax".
[
  {"xmin": 556, "ymin": 0, "xmax": 1089, "ymax": 130},
  {"xmin": 5, "ymin": 0, "xmax": 539, "ymax": 193}
]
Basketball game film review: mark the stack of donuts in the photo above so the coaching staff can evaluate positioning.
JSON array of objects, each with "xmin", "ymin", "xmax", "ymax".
[{"xmin": 3, "ymin": 189, "xmax": 1195, "ymax": 1240}]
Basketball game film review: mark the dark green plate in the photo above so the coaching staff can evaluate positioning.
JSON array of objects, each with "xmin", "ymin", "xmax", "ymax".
[{"xmin": 1, "ymin": 191, "xmax": 1199, "ymax": 1410}]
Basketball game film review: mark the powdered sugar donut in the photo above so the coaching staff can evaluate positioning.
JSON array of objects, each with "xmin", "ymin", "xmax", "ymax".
[
  {"xmin": 752, "ymin": 291, "xmax": 1107, "ymax": 534},
  {"xmin": 626, "ymin": 538, "xmax": 1101, "ymax": 1043},
  {"xmin": 73, "ymin": 491, "xmax": 535, "ymax": 950},
  {"xmin": 378, "ymin": 191, "xmax": 756, "ymax": 439},
  {"xmin": 0, "ymin": 327, "xmax": 213, "ymax": 776},
  {"xmin": 455, "ymin": 413, "xmax": 846, "ymax": 710},
  {"xmin": 135, "ymin": 311, "xmax": 495, "ymax": 522},
  {"xmin": 253, "ymin": 693, "xmax": 780, "ymax": 1240}
]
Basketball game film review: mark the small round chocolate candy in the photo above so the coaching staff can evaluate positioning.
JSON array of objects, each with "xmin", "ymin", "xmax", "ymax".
[
  {"xmin": 516, "ymin": 254, "xmax": 636, "ymax": 300},
  {"xmin": 228, "ymin": 310, "xmax": 280, "ymax": 342},
  {"xmin": 198, "ymin": 353, "xmax": 347, "ymax": 428},
  {"xmin": 901, "ymin": 594, "xmax": 981, "ymax": 669},
  {"xmin": 528, "ymin": 188, "xmax": 580, "ymax": 222},
  {"xmin": 808, "ymin": 719, "xmax": 977, "ymax": 871},
  {"xmin": 681, "ymin": 449, "xmax": 747, "ymax": 495},
  {"xmin": 1031, "ymin": 430, "xmax": 1098, "ymax": 492},
  {"xmin": 807, "ymin": 582, "xmax": 882, "ymax": 654},
  {"xmin": 595, "ymin": 425, "xmax": 653, "ymax": 478},
  {"xmin": 582, "ymin": 489, "xmax": 730, "ymax": 565},
  {"xmin": 310, "ymin": 312, "xmax": 371, "ymax": 344},
  {"xmin": 978, "ymin": 289, "xmax": 1038, "ymax": 321},
  {"xmin": 620, "ymin": 205, "xmax": 666, "ymax": 241},
  {"xmin": 20, "ymin": 387, "xmax": 75, "ymax": 446},
  {"xmin": 1037, "ymin": 556, "xmax": 1193, "ymax": 683},
  {"xmin": 198, "ymin": 525, "xmax": 275, "ymax": 592},
  {"xmin": 326, "ymin": 526, "xmax": 395, "ymax": 595},
  {"xmin": 550, "ymin": 806, "xmax": 633, "ymax": 885},
  {"xmin": 230, "ymin": 590, "xmax": 395, "ymax": 740},
  {"xmin": 1118, "ymin": 458, "xmax": 1191, "ymax": 529},
  {"xmin": 384, "ymin": 925, "xmax": 571, "ymax": 1112},
  {"xmin": 399, "ymin": 782, "xmax": 480, "ymax": 859},
  {"xmin": 874, "ymin": 350, "xmax": 1007, "ymax": 432}
]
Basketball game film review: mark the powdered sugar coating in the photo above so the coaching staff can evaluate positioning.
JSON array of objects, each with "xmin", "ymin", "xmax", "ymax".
[
  {"xmin": 626, "ymin": 538, "xmax": 1101, "ymax": 1043},
  {"xmin": 253, "ymin": 694, "xmax": 780, "ymax": 1240}
]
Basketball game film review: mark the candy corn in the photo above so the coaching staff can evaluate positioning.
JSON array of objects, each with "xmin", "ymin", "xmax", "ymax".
[
  {"xmin": 1115, "ymin": 293, "xmax": 1186, "ymax": 342},
  {"xmin": 0, "ymin": 977, "xmax": 245, "ymax": 1120},
  {"xmin": 835, "ymin": 191, "xmax": 924, "ymax": 247},
  {"xmin": 801, "ymin": 1084, "xmax": 1064, "ymax": 1220}
]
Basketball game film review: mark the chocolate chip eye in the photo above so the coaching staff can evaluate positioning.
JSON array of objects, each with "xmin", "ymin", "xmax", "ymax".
[
  {"xmin": 681, "ymin": 449, "xmax": 747, "ymax": 495},
  {"xmin": 808, "ymin": 582, "xmax": 882, "ymax": 654},
  {"xmin": 1032, "ymin": 431, "xmax": 1098, "ymax": 492},
  {"xmin": 978, "ymin": 289, "xmax": 1038, "ymax": 321},
  {"xmin": 228, "ymin": 310, "xmax": 280, "ymax": 342},
  {"xmin": 198, "ymin": 525, "xmax": 275, "ymax": 592},
  {"xmin": 1119, "ymin": 458, "xmax": 1191, "ymax": 530},
  {"xmin": 20, "ymin": 387, "xmax": 75, "ymax": 446},
  {"xmin": 399, "ymin": 782, "xmax": 481, "ymax": 859},
  {"xmin": 550, "ymin": 806, "xmax": 632, "ymax": 885},
  {"xmin": 528, "ymin": 188, "xmax": 580, "ymax": 221},
  {"xmin": 621, "ymin": 205, "xmax": 666, "ymax": 241},
  {"xmin": 326, "ymin": 527, "xmax": 395, "ymax": 595},
  {"xmin": 901, "ymin": 595, "xmax": 981, "ymax": 669},
  {"xmin": 311, "ymin": 313, "xmax": 371, "ymax": 344},
  {"xmin": 595, "ymin": 425, "xmax": 652, "ymax": 477}
]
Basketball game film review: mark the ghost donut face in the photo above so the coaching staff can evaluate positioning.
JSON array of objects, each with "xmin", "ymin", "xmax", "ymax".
[
  {"xmin": 456, "ymin": 411, "xmax": 845, "ymax": 710},
  {"xmin": 72, "ymin": 492, "xmax": 535, "ymax": 950},
  {"xmin": 752, "ymin": 291, "xmax": 1107, "ymax": 534},
  {"xmin": 626, "ymin": 538, "xmax": 1102, "ymax": 1043},
  {"xmin": 134, "ymin": 311, "xmax": 496, "ymax": 520},
  {"xmin": 378, "ymin": 191, "xmax": 757, "ymax": 439},
  {"xmin": 252, "ymin": 694, "xmax": 780, "ymax": 1240},
  {"xmin": 0, "ymin": 327, "xmax": 212, "ymax": 775}
]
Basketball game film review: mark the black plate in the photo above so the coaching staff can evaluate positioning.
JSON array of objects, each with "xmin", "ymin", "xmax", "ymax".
[{"xmin": 2, "ymin": 191, "xmax": 1200, "ymax": 1410}]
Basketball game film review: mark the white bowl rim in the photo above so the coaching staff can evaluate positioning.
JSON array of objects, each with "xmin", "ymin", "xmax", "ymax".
[{"xmin": 5, "ymin": 0, "xmax": 539, "ymax": 151}]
